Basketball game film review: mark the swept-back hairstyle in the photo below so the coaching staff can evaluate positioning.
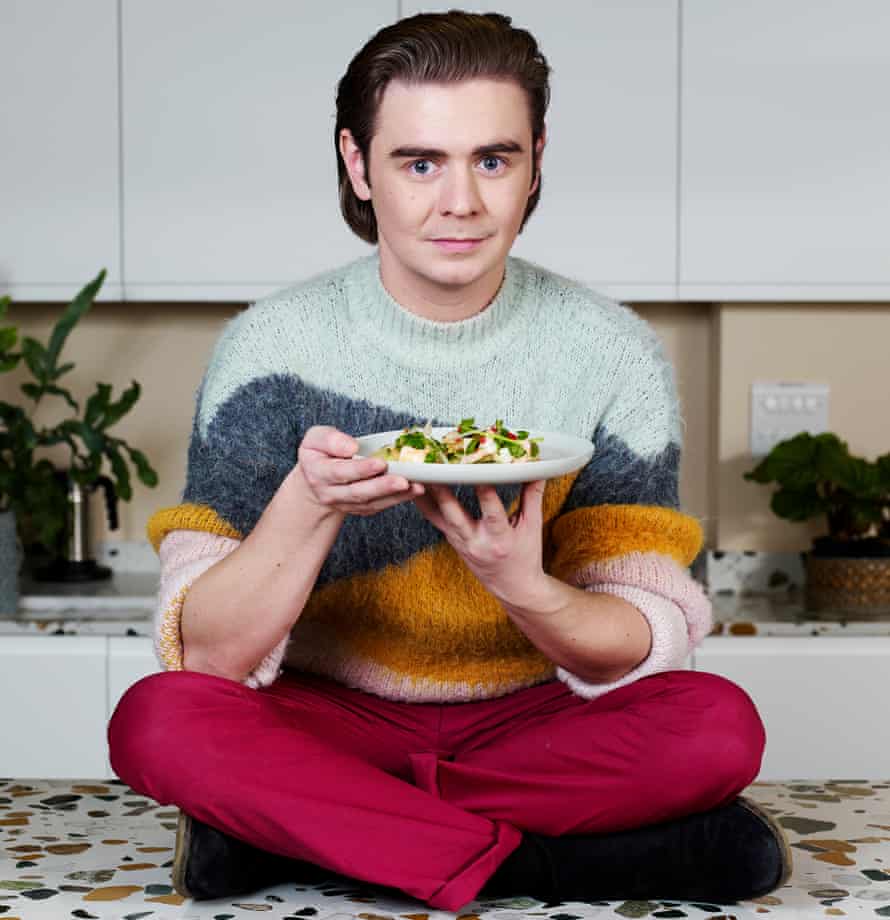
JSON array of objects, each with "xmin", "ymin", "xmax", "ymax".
[{"xmin": 335, "ymin": 10, "xmax": 551, "ymax": 244}]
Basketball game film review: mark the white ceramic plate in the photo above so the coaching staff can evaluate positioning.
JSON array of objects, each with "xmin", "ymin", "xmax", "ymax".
[{"xmin": 354, "ymin": 427, "xmax": 594, "ymax": 485}]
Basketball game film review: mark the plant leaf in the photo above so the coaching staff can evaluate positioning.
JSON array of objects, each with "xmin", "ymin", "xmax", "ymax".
[
  {"xmin": 106, "ymin": 443, "xmax": 131, "ymax": 501},
  {"xmin": 126, "ymin": 446, "xmax": 159, "ymax": 488},
  {"xmin": 84, "ymin": 383, "xmax": 112, "ymax": 428},
  {"xmin": 42, "ymin": 384, "xmax": 80, "ymax": 413},
  {"xmin": 771, "ymin": 485, "xmax": 824, "ymax": 522},
  {"xmin": 20, "ymin": 337, "xmax": 48, "ymax": 386},
  {"xmin": 0, "ymin": 326, "xmax": 18, "ymax": 352},
  {"xmin": 72, "ymin": 420, "xmax": 106, "ymax": 456},
  {"xmin": 44, "ymin": 269, "xmax": 106, "ymax": 379},
  {"xmin": 98, "ymin": 380, "xmax": 140, "ymax": 430}
]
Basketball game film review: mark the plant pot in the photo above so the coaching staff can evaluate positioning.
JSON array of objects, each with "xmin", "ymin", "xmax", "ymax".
[
  {"xmin": 0, "ymin": 509, "xmax": 24, "ymax": 614},
  {"xmin": 804, "ymin": 552, "xmax": 890, "ymax": 619}
]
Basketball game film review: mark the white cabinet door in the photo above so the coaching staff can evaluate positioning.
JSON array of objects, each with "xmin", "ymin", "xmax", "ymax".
[
  {"xmin": 694, "ymin": 636, "xmax": 890, "ymax": 781},
  {"xmin": 106, "ymin": 636, "xmax": 159, "ymax": 779},
  {"xmin": 0, "ymin": 0, "xmax": 122, "ymax": 301},
  {"xmin": 0, "ymin": 636, "xmax": 108, "ymax": 779},
  {"xmin": 121, "ymin": 0, "xmax": 395, "ymax": 300},
  {"xmin": 404, "ymin": 2, "xmax": 679, "ymax": 300},
  {"xmin": 680, "ymin": 0, "xmax": 890, "ymax": 300}
]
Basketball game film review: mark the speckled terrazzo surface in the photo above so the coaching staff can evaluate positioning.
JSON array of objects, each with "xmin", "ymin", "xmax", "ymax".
[{"xmin": 2, "ymin": 779, "xmax": 889, "ymax": 919}]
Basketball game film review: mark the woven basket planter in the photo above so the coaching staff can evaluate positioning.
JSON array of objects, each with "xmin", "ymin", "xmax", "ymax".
[{"xmin": 804, "ymin": 553, "xmax": 890, "ymax": 618}]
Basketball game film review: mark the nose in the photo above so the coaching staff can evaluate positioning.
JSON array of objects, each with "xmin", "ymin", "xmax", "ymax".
[{"xmin": 438, "ymin": 163, "xmax": 483, "ymax": 217}]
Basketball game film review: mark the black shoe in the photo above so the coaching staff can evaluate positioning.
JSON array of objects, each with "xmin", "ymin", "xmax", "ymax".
[
  {"xmin": 172, "ymin": 810, "xmax": 330, "ymax": 900},
  {"xmin": 481, "ymin": 795, "xmax": 793, "ymax": 905}
]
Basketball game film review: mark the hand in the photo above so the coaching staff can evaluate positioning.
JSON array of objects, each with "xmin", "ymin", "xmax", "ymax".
[
  {"xmin": 412, "ymin": 479, "xmax": 548, "ymax": 607},
  {"xmin": 296, "ymin": 425, "xmax": 425, "ymax": 517}
]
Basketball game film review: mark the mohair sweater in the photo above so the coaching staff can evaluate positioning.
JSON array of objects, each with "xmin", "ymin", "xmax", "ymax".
[{"xmin": 147, "ymin": 252, "xmax": 712, "ymax": 702}]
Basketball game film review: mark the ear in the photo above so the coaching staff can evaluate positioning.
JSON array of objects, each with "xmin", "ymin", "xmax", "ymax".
[
  {"xmin": 529, "ymin": 127, "xmax": 546, "ymax": 196},
  {"xmin": 339, "ymin": 129, "xmax": 372, "ymax": 201}
]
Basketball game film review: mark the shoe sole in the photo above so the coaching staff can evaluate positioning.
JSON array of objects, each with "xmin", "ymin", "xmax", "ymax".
[
  {"xmin": 737, "ymin": 795, "xmax": 794, "ymax": 894},
  {"xmin": 172, "ymin": 810, "xmax": 195, "ymax": 899}
]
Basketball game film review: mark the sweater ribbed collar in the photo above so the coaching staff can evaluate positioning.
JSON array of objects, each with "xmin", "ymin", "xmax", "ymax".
[{"xmin": 343, "ymin": 252, "xmax": 530, "ymax": 370}]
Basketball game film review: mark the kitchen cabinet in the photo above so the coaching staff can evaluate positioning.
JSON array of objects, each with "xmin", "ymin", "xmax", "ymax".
[
  {"xmin": 680, "ymin": 0, "xmax": 890, "ymax": 300},
  {"xmin": 404, "ymin": 1, "xmax": 679, "ymax": 300},
  {"xmin": 120, "ymin": 0, "xmax": 393, "ymax": 301},
  {"xmin": 0, "ymin": 636, "xmax": 109, "ymax": 779},
  {"xmin": 0, "ymin": 0, "xmax": 122, "ymax": 301},
  {"xmin": 693, "ymin": 636, "xmax": 890, "ymax": 780}
]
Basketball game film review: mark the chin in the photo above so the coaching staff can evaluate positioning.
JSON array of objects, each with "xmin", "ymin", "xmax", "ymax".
[{"xmin": 427, "ymin": 263, "xmax": 489, "ymax": 288}]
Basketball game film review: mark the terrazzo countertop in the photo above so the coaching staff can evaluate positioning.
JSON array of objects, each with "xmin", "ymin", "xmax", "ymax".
[{"xmin": 709, "ymin": 591, "xmax": 890, "ymax": 637}]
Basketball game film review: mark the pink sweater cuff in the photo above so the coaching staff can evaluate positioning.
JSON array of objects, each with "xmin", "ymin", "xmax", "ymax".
[
  {"xmin": 155, "ymin": 530, "xmax": 289, "ymax": 688},
  {"xmin": 556, "ymin": 551, "xmax": 713, "ymax": 700}
]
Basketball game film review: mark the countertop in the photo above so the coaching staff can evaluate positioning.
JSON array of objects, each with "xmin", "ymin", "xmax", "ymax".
[
  {"xmin": 0, "ymin": 570, "xmax": 157, "ymax": 636},
  {"xmin": 2, "ymin": 572, "xmax": 890, "ymax": 637}
]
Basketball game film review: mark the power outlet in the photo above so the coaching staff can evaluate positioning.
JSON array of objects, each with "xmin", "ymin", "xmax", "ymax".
[{"xmin": 750, "ymin": 381, "xmax": 830, "ymax": 457}]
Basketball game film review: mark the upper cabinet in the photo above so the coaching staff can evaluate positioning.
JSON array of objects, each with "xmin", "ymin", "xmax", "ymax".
[
  {"xmin": 680, "ymin": 0, "xmax": 890, "ymax": 300},
  {"xmin": 404, "ymin": 1, "xmax": 679, "ymax": 301},
  {"xmin": 4, "ymin": 2, "xmax": 889, "ymax": 302},
  {"xmin": 0, "ymin": 0, "xmax": 121, "ymax": 301},
  {"xmin": 120, "ymin": 0, "xmax": 390, "ymax": 301}
]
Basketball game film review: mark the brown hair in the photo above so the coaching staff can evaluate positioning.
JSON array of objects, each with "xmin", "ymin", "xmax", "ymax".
[{"xmin": 335, "ymin": 10, "xmax": 551, "ymax": 244}]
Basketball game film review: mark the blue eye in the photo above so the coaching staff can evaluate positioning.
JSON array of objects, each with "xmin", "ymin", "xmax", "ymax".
[{"xmin": 409, "ymin": 160, "xmax": 433, "ymax": 175}]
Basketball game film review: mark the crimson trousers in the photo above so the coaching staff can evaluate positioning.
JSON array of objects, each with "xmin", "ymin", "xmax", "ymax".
[{"xmin": 107, "ymin": 668, "xmax": 765, "ymax": 911}]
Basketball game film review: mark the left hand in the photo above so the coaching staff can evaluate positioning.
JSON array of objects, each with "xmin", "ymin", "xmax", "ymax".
[{"xmin": 412, "ymin": 479, "xmax": 548, "ymax": 607}]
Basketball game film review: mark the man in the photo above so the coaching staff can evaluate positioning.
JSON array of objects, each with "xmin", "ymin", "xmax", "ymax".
[{"xmin": 108, "ymin": 10, "xmax": 791, "ymax": 910}]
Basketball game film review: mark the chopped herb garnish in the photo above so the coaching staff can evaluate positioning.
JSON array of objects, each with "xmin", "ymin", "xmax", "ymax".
[{"xmin": 373, "ymin": 419, "xmax": 543, "ymax": 465}]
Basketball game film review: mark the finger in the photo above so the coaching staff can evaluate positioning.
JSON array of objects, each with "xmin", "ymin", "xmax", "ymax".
[
  {"xmin": 425, "ymin": 484, "xmax": 471, "ymax": 534},
  {"xmin": 475, "ymin": 484, "xmax": 510, "ymax": 528},
  {"xmin": 412, "ymin": 490, "xmax": 448, "ymax": 531},
  {"xmin": 521, "ymin": 479, "xmax": 547, "ymax": 523},
  {"xmin": 339, "ymin": 456, "xmax": 387, "ymax": 485},
  {"xmin": 303, "ymin": 426, "xmax": 356, "ymax": 458}
]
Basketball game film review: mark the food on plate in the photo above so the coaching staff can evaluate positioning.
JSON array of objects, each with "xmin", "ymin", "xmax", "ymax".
[{"xmin": 372, "ymin": 418, "xmax": 542, "ymax": 465}]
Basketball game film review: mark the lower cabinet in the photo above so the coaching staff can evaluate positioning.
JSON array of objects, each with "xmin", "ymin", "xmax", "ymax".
[
  {"xmin": 0, "ymin": 636, "xmax": 109, "ymax": 779},
  {"xmin": 3, "ymin": 632, "xmax": 888, "ymax": 780},
  {"xmin": 0, "ymin": 634, "xmax": 158, "ymax": 780},
  {"xmin": 693, "ymin": 636, "xmax": 890, "ymax": 781}
]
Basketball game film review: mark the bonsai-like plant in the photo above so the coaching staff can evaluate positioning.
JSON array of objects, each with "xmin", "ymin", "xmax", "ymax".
[
  {"xmin": 0, "ymin": 269, "xmax": 158, "ymax": 560},
  {"xmin": 743, "ymin": 432, "xmax": 890, "ymax": 557}
]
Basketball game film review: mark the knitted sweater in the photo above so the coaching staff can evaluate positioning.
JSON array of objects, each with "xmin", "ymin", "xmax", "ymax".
[{"xmin": 147, "ymin": 253, "xmax": 711, "ymax": 703}]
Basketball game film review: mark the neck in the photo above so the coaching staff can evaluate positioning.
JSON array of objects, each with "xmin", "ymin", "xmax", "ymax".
[{"xmin": 378, "ymin": 245, "xmax": 505, "ymax": 322}]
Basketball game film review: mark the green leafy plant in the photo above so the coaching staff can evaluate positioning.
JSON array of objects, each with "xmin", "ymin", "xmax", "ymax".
[
  {"xmin": 743, "ymin": 432, "xmax": 890, "ymax": 555},
  {"xmin": 0, "ymin": 269, "xmax": 158, "ymax": 557}
]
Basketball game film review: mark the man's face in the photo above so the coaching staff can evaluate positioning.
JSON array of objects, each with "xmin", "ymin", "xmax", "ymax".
[{"xmin": 341, "ymin": 78, "xmax": 544, "ymax": 311}]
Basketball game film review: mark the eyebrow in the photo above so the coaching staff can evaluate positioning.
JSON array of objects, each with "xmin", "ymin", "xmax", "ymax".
[{"xmin": 388, "ymin": 140, "xmax": 525, "ymax": 160}]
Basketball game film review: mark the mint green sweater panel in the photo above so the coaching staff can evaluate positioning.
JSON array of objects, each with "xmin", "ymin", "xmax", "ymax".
[{"xmin": 196, "ymin": 254, "xmax": 681, "ymax": 459}]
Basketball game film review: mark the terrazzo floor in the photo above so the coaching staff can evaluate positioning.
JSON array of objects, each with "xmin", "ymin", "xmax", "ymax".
[{"xmin": 1, "ymin": 778, "xmax": 889, "ymax": 920}]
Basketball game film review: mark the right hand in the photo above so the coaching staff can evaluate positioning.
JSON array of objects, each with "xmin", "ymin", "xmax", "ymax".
[{"xmin": 295, "ymin": 425, "xmax": 425, "ymax": 517}]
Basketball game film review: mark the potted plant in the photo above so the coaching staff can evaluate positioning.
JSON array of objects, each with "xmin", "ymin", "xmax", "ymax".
[
  {"xmin": 0, "ymin": 269, "xmax": 158, "ymax": 583},
  {"xmin": 743, "ymin": 432, "xmax": 890, "ymax": 617}
]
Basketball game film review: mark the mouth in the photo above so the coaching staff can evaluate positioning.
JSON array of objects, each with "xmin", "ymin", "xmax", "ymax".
[{"xmin": 431, "ymin": 237, "xmax": 488, "ymax": 252}]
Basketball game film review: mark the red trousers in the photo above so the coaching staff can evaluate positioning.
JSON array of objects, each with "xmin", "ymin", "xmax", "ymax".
[{"xmin": 107, "ymin": 668, "xmax": 765, "ymax": 911}]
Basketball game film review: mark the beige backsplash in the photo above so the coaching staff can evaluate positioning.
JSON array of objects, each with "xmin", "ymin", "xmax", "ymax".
[{"xmin": 3, "ymin": 297, "xmax": 887, "ymax": 554}]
